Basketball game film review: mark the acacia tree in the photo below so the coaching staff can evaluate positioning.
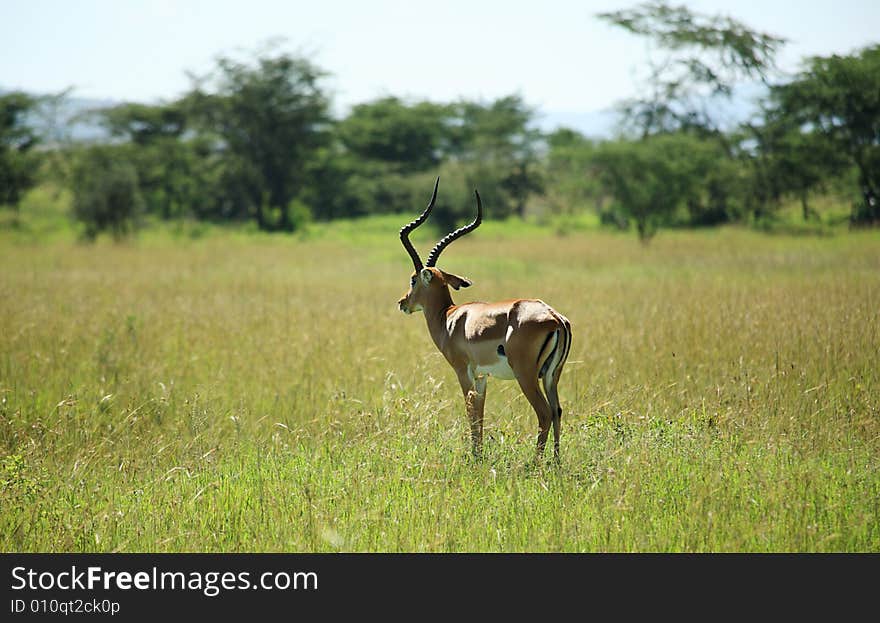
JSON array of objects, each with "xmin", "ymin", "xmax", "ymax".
[
  {"xmin": 592, "ymin": 132, "xmax": 722, "ymax": 242},
  {"xmin": 745, "ymin": 109, "xmax": 848, "ymax": 222},
  {"xmin": 768, "ymin": 45, "xmax": 880, "ymax": 225},
  {"xmin": 186, "ymin": 50, "xmax": 331, "ymax": 231},
  {"xmin": 597, "ymin": 1, "xmax": 786, "ymax": 138},
  {"xmin": 594, "ymin": 2, "xmax": 786, "ymax": 236}
]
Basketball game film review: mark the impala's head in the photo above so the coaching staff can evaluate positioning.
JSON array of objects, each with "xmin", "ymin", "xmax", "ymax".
[
  {"xmin": 397, "ymin": 177, "xmax": 482, "ymax": 315},
  {"xmin": 398, "ymin": 267, "xmax": 472, "ymax": 314}
]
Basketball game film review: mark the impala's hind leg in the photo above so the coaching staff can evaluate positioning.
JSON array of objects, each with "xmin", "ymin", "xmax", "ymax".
[
  {"xmin": 507, "ymin": 326, "xmax": 557, "ymax": 461},
  {"xmin": 514, "ymin": 373, "xmax": 554, "ymax": 461},
  {"xmin": 542, "ymin": 356, "xmax": 569, "ymax": 459},
  {"xmin": 543, "ymin": 373, "xmax": 563, "ymax": 460},
  {"xmin": 542, "ymin": 316, "xmax": 570, "ymax": 460}
]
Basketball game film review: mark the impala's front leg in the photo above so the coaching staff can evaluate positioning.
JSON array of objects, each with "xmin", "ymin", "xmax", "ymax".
[{"xmin": 458, "ymin": 370, "xmax": 487, "ymax": 458}]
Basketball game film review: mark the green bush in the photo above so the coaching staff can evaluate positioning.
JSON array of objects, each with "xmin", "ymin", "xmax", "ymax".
[{"xmin": 71, "ymin": 146, "xmax": 143, "ymax": 240}]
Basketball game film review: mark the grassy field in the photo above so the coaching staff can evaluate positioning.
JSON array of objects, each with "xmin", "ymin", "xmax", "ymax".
[{"xmin": 1, "ymin": 218, "xmax": 878, "ymax": 552}]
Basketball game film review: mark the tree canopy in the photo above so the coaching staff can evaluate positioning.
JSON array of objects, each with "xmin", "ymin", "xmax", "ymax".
[
  {"xmin": 768, "ymin": 44, "xmax": 880, "ymax": 224},
  {"xmin": 5, "ymin": 12, "xmax": 879, "ymax": 241},
  {"xmin": 186, "ymin": 52, "xmax": 331, "ymax": 231},
  {"xmin": 0, "ymin": 92, "xmax": 40, "ymax": 209},
  {"xmin": 598, "ymin": 1, "xmax": 785, "ymax": 136}
]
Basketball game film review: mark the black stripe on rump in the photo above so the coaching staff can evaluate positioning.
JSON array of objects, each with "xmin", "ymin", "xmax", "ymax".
[{"xmin": 538, "ymin": 329, "xmax": 557, "ymax": 378}]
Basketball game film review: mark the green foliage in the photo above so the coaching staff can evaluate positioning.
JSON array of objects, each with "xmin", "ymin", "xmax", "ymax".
[
  {"xmin": 185, "ymin": 49, "xmax": 331, "ymax": 231},
  {"xmin": 337, "ymin": 97, "xmax": 448, "ymax": 172},
  {"xmin": 447, "ymin": 95, "xmax": 544, "ymax": 220},
  {"xmin": 422, "ymin": 163, "xmax": 493, "ymax": 237},
  {"xmin": 591, "ymin": 2, "xmax": 791, "ymax": 239},
  {"xmin": 98, "ymin": 102, "xmax": 206, "ymax": 220},
  {"xmin": 743, "ymin": 112, "xmax": 847, "ymax": 222},
  {"xmin": 70, "ymin": 145, "xmax": 143, "ymax": 240},
  {"xmin": 598, "ymin": 1, "xmax": 785, "ymax": 136},
  {"xmin": 543, "ymin": 129, "xmax": 602, "ymax": 217},
  {"xmin": 306, "ymin": 94, "xmax": 544, "ymax": 228},
  {"xmin": 0, "ymin": 92, "xmax": 40, "ymax": 210},
  {"xmin": 598, "ymin": 1, "xmax": 783, "ymax": 77},
  {"xmin": 359, "ymin": 167, "xmax": 440, "ymax": 218},
  {"xmin": 592, "ymin": 133, "xmax": 727, "ymax": 240},
  {"xmin": 769, "ymin": 44, "xmax": 880, "ymax": 225},
  {"xmin": 102, "ymin": 101, "xmax": 186, "ymax": 145},
  {"xmin": 285, "ymin": 197, "xmax": 312, "ymax": 232},
  {"xmin": 4, "ymin": 16, "xmax": 874, "ymax": 241}
]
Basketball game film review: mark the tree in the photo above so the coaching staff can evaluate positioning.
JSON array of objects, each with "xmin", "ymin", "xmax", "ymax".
[
  {"xmin": 102, "ymin": 102, "xmax": 186, "ymax": 146},
  {"xmin": 597, "ymin": 1, "xmax": 785, "ymax": 137},
  {"xmin": 321, "ymin": 97, "xmax": 453, "ymax": 221},
  {"xmin": 70, "ymin": 146, "xmax": 143, "ymax": 240},
  {"xmin": 186, "ymin": 49, "xmax": 331, "ymax": 231},
  {"xmin": 337, "ymin": 97, "xmax": 448, "ymax": 172},
  {"xmin": 593, "ymin": 2, "xmax": 787, "ymax": 237},
  {"xmin": 442, "ymin": 95, "xmax": 544, "ymax": 225},
  {"xmin": 768, "ymin": 45, "xmax": 880, "ymax": 225},
  {"xmin": 328, "ymin": 94, "xmax": 545, "ymax": 229},
  {"xmin": 416, "ymin": 95, "xmax": 543, "ymax": 231},
  {"xmin": 99, "ymin": 102, "xmax": 201, "ymax": 220},
  {"xmin": 29, "ymin": 88, "xmax": 76, "ymax": 192},
  {"xmin": 743, "ymin": 111, "xmax": 847, "ymax": 222},
  {"xmin": 0, "ymin": 92, "xmax": 40, "ymax": 212},
  {"xmin": 592, "ymin": 133, "xmax": 722, "ymax": 241},
  {"xmin": 543, "ymin": 129, "xmax": 601, "ymax": 217}
]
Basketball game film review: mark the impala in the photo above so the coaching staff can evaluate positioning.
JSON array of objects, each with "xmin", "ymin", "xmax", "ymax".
[{"xmin": 397, "ymin": 178, "xmax": 572, "ymax": 460}]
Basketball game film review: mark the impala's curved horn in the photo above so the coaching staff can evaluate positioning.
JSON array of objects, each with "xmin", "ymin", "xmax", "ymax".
[
  {"xmin": 425, "ymin": 189, "xmax": 482, "ymax": 268},
  {"xmin": 399, "ymin": 177, "xmax": 439, "ymax": 272}
]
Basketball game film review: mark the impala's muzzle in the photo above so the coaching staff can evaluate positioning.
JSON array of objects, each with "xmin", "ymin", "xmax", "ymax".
[{"xmin": 398, "ymin": 296, "xmax": 411, "ymax": 314}]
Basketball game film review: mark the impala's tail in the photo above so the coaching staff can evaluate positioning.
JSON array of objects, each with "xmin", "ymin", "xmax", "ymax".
[{"xmin": 540, "ymin": 313, "xmax": 571, "ymax": 420}]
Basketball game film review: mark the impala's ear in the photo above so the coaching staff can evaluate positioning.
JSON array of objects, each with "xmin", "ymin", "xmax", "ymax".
[
  {"xmin": 419, "ymin": 268, "xmax": 434, "ymax": 286},
  {"xmin": 442, "ymin": 270, "xmax": 472, "ymax": 290}
]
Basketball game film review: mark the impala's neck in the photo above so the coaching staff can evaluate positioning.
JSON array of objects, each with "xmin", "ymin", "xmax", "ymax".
[{"xmin": 422, "ymin": 284, "xmax": 456, "ymax": 351}]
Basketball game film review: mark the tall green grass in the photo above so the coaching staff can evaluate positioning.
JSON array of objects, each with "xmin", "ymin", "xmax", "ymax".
[{"xmin": 1, "ymin": 223, "xmax": 877, "ymax": 551}]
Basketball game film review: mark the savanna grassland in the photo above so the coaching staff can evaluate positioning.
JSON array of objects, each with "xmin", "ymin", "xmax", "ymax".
[{"xmin": 1, "ymin": 218, "xmax": 878, "ymax": 552}]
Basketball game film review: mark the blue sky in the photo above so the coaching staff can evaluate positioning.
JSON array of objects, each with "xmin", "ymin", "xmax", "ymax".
[{"xmin": 2, "ymin": 0, "xmax": 878, "ymax": 120}]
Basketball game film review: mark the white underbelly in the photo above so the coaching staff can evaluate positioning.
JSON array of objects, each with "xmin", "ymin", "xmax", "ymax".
[{"xmin": 474, "ymin": 358, "xmax": 516, "ymax": 380}]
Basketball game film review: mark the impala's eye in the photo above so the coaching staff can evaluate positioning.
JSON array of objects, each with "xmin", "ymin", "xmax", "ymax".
[{"xmin": 410, "ymin": 276, "xmax": 416, "ymax": 288}]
